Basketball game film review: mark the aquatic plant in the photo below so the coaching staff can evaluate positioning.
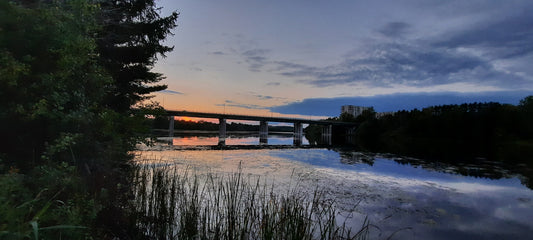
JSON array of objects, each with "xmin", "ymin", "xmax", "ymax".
[{"xmin": 131, "ymin": 161, "xmax": 369, "ymax": 240}]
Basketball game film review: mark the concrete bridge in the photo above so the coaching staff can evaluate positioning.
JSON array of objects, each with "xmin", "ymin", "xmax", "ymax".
[{"xmin": 163, "ymin": 110, "xmax": 357, "ymax": 146}]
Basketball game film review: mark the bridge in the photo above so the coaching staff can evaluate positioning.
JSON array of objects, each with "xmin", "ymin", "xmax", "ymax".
[{"xmin": 163, "ymin": 110, "xmax": 358, "ymax": 146}]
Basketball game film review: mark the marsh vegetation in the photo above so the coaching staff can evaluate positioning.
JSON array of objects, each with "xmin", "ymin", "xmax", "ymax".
[{"xmin": 131, "ymin": 161, "xmax": 369, "ymax": 240}]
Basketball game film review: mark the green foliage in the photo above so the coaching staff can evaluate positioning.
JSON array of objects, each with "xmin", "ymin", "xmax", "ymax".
[
  {"xmin": 0, "ymin": 0, "xmax": 111, "ymax": 168},
  {"xmin": 353, "ymin": 98, "xmax": 533, "ymax": 165},
  {"xmin": 0, "ymin": 163, "xmax": 95, "ymax": 239},
  {"xmin": 0, "ymin": 0, "xmax": 179, "ymax": 238},
  {"xmin": 519, "ymin": 96, "xmax": 533, "ymax": 110},
  {"xmin": 354, "ymin": 108, "xmax": 376, "ymax": 123},
  {"xmin": 519, "ymin": 96, "xmax": 533, "ymax": 136},
  {"xmin": 339, "ymin": 112, "xmax": 357, "ymax": 122}
]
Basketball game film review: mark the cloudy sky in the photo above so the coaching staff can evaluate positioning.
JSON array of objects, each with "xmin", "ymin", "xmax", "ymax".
[{"xmin": 152, "ymin": 0, "xmax": 533, "ymax": 118}]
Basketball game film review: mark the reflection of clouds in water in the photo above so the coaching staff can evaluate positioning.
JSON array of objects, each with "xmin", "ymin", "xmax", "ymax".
[
  {"xmin": 135, "ymin": 147, "xmax": 533, "ymax": 240},
  {"xmin": 356, "ymin": 182, "xmax": 533, "ymax": 240},
  {"xmin": 494, "ymin": 203, "xmax": 533, "ymax": 228},
  {"xmin": 442, "ymin": 181, "xmax": 525, "ymax": 193}
]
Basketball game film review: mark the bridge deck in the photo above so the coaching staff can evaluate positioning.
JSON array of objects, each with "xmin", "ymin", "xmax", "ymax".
[{"xmin": 164, "ymin": 110, "xmax": 356, "ymax": 126}]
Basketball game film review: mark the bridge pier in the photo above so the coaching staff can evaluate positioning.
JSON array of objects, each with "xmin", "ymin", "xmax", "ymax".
[
  {"xmin": 345, "ymin": 127, "xmax": 356, "ymax": 145},
  {"xmin": 293, "ymin": 122, "xmax": 303, "ymax": 145},
  {"xmin": 321, "ymin": 125, "xmax": 332, "ymax": 145},
  {"xmin": 259, "ymin": 120, "xmax": 268, "ymax": 144},
  {"xmin": 219, "ymin": 118, "xmax": 226, "ymax": 146},
  {"xmin": 168, "ymin": 116, "xmax": 175, "ymax": 138}
]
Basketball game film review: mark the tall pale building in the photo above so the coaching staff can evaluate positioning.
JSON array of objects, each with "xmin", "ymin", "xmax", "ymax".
[{"xmin": 341, "ymin": 105, "xmax": 371, "ymax": 118}]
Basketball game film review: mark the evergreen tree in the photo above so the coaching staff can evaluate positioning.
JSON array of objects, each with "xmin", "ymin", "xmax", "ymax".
[{"xmin": 96, "ymin": 0, "xmax": 179, "ymax": 112}]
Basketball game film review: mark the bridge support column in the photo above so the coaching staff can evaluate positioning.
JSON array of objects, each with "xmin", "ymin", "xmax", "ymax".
[
  {"xmin": 168, "ymin": 116, "xmax": 175, "ymax": 138},
  {"xmin": 321, "ymin": 125, "xmax": 332, "ymax": 145},
  {"xmin": 259, "ymin": 120, "xmax": 268, "ymax": 145},
  {"xmin": 345, "ymin": 127, "xmax": 356, "ymax": 145},
  {"xmin": 218, "ymin": 118, "xmax": 226, "ymax": 146},
  {"xmin": 293, "ymin": 122, "xmax": 303, "ymax": 145}
]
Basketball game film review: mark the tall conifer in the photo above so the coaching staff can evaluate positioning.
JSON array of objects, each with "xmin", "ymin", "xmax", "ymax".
[{"xmin": 96, "ymin": 0, "xmax": 178, "ymax": 112}]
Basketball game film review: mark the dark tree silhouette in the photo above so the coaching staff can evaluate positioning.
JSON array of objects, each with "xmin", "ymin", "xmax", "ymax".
[{"xmin": 96, "ymin": 0, "xmax": 179, "ymax": 112}]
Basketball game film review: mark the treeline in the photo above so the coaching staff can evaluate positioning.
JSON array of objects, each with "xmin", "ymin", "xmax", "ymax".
[
  {"xmin": 151, "ymin": 117, "xmax": 294, "ymax": 132},
  {"xmin": 0, "ymin": 1, "xmax": 177, "ymax": 239},
  {"xmin": 350, "ymin": 97, "xmax": 533, "ymax": 164}
]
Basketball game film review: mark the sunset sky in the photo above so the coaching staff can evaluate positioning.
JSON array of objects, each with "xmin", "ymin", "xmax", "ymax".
[{"xmin": 151, "ymin": 0, "xmax": 533, "ymax": 119}]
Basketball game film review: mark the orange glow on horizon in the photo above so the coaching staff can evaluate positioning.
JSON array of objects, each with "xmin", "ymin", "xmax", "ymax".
[
  {"xmin": 177, "ymin": 116, "xmax": 194, "ymax": 122},
  {"xmin": 175, "ymin": 116, "xmax": 218, "ymax": 123}
]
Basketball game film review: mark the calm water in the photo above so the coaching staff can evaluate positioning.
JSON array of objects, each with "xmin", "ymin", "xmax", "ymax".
[
  {"xmin": 137, "ymin": 133, "xmax": 533, "ymax": 239},
  {"xmin": 159, "ymin": 132, "xmax": 309, "ymax": 145}
]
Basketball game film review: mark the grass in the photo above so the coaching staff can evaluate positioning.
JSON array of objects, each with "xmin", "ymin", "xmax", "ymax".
[
  {"xmin": 131, "ymin": 160, "xmax": 370, "ymax": 240},
  {"xmin": 0, "ymin": 162, "xmax": 94, "ymax": 240}
]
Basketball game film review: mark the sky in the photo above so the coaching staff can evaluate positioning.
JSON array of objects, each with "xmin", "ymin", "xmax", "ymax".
[{"xmin": 151, "ymin": 0, "xmax": 533, "ymax": 119}]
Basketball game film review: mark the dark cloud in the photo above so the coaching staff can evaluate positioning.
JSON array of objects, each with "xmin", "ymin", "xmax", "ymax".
[
  {"xmin": 242, "ymin": 49, "xmax": 270, "ymax": 57},
  {"xmin": 210, "ymin": 51, "xmax": 225, "ymax": 55},
  {"xmin": 378, "ymin": 22, "xmax": 411, "ymax": 38},
  {"xmin": 241, "ymin": 49, "xmax": 270, "ymax": 72},
  {"xmin": 270, "ymin": 91, "xmax": 533, "ymax": 116},
  {"xmin": 275, "ymin": 43, "xmax": 508, "ymax": 88},
  {"xmin": 252, "ymin": 94, "xmax": 288, "ymax": 101},
  {"xmin": 434, "ymin": 10, "xmax": 533, "ymax": 59},
  {"xmin": 231, "ymin": 3, "xmax": 533, "ymax": 90},
  {"xmin": 159, "ymin": 89, "xmax": 184, "ymax": 95},
  {"xmin": 254, "ymin": 94, "xmax": 273, "ymax": 100},
  {"xmin": 264, "ymin": 15, "xmax": 532, "ymax": 89},
  {"xmin": 238, "ymin": 41, "xmax": 494, "ymax": 88},
  {"xmin": 271, "ymin": 61, "xmax": 320, "ymax": 77},
  {"xmin": 216, "ymin": 100, "xmax": 269, "ymax": 110},
  {"xmin": 266, "ymin": 82, "xmax": 281, "ymax": 86}
]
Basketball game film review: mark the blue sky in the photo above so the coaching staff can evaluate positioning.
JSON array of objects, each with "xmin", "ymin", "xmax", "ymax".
[
  {"xmin": 153, "ymin": 0, "xmax": 533, "ymax": 118},
  {"xmin": 272, "ymin": 90, "xmax": 532, "ymax": 116}
]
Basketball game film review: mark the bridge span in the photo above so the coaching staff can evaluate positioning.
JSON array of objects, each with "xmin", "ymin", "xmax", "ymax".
[{"xmin": 163, "ymin": 110, "xmax": 357, "ymax": 146}]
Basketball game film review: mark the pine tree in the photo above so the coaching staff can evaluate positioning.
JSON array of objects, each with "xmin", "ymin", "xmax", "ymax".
[{"xmin": 96, "ymin": 0, "xmax": 178, "ymax": 112}]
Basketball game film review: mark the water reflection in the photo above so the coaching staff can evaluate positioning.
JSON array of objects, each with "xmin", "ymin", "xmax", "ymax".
[
  {"xmin": 165, "ymin": 133, "xmax": 309, "ymax": 146},
  {"xmin": 138, "ymin": 137, "xmax": 533, "ymax": 239},
  {"xmin": 172, "ymin": 136, "xmax": 217, "ymax": 145},
  {"xmin": 337, "ymin": 150, "xmax": 532, "ymax": 190},
  {"xmin": 158, "ymin": 133, "xmax": 532, "ymax": 189}
]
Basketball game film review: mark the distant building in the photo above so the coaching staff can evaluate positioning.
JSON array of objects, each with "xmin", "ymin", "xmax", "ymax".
[{"xmin": 341, "ymin": 105, "xmax": 371, "ymax": 118}]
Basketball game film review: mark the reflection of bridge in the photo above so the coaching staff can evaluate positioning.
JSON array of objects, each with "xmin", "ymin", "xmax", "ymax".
[{"xmin": 164, "ymin": 110, "xmax": 357, "ymax": 145}]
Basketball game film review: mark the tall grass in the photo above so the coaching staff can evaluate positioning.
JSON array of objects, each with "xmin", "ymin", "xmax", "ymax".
[{"xmin": 131, "ymin": 161, "xmax": 369, "ymax": 240}]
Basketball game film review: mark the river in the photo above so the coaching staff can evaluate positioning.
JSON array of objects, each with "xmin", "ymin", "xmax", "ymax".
[{"xmin": 135, "ymin": 132, "xmax": 533, "ymax": 239}]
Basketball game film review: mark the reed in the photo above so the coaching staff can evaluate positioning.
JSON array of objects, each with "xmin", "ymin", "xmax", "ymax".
[{"xmin": 131, "ymin": 161, "xmax": 369, "ymax": 240}]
